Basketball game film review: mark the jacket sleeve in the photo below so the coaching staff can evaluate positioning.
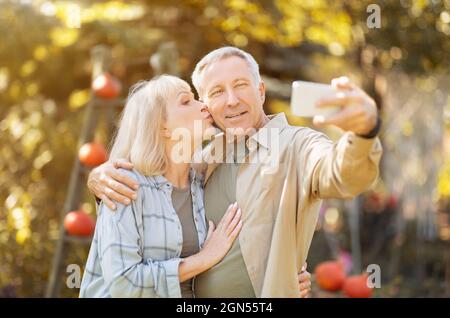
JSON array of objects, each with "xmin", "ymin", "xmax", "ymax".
[{"xmin": 297, "ymin": 129, "xmax": 383, "ymax": 200}]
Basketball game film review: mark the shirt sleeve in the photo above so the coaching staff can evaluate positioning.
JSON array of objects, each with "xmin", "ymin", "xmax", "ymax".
[
  {"xmin": 96, "ymin": 193, "xmax": 183, "ymax": 298},
  {"xmin": 298, "ymin": 129, "xmax": 383, "ymax": 200}
]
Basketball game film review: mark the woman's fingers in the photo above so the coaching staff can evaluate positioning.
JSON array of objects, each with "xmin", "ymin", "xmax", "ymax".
[
  {"xmin": 218, "ymin": 202, "xmax": 238, "ymax": 230},
  {"xmin": 226, "ymin": 208, "xmax": 242, "ymax": 236},
  {"xmin": 229, "ymin": 220, "xmax": 243, "ymax": 241},
  {"xmin": 205, "ymin": 220, "xmax": 215, "ymax": 241}
]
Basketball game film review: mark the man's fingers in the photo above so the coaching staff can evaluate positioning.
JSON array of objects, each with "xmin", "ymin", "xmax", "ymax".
[
  {"xmin": 316, "ymin": 92, "xmax": 363, "ymax": 108},
  {"xmin": 104, "ymin": 186, "xmax": 131, "ymax": 206},
  {"xmin": 315, "ymin": 110, "xmax": 371, "ymax": 132},
  {"xmin": 108, "ymin": 172, "xmax": 138, "ymax": 198},
  {"xmin": 332, "ymin": 114, "xmax": 367, "ymax": 130},
  {"xmin": 88, "ymin": 165, "xmax": 106, "ymax": 195},
  {"xmin": 299, "ymin": 289, "xmax": 311, "ymax": 298},
  {"xmin": 114, "ymin": 158, "xmax": 134, "ymax": 170},
  {"xmin": 298, "ymin": 268, "xmax": 311, "ymax": 298},
  {"xmin": 301, "ymin": 262, "xmax": 308, "ymax": 272},
  {"xmin": 110, "ymin": 164, "xmax": 140, "ymax": 191},
  {"xmin": 313, "ymin": 106, "xmax": 362, "ymax": 128},
  {"xmin": 299, "ymin": 280, "xmax": 312, "ymax": 290},
  {"xmin": 100, "ymin": 194, "xmax": 116, "ymax": 211},
  {"xmin": 298, "ymin": 271, "xmax": 312, "ymax": 283},
  {"xmin": 331, "ymin": 76, "xmax": 356, "ymax": 90},
  {"xmin": 298, "ymin": 270, "xmax": 311, "ymax": 280}
]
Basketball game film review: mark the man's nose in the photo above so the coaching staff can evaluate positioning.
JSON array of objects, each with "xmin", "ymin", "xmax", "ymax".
[{"xmin": 226, "ymin": 89, "xmax": 239, "ymax": 107}]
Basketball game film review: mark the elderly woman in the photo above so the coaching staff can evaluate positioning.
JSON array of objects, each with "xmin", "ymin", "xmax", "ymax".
[{"xmin": 79, "ymin": 75, "xmax": 242, "ymax": 298}]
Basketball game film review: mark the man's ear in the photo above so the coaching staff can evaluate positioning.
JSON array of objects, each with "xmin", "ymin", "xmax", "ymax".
[{"xmin": 258, "ymin": 81, "xmax": 266, "ymax": 104}]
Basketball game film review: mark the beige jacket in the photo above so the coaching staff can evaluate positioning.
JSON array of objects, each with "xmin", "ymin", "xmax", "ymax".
[{"xmin": 199, "ymin": 113, "xmax": 383, "ymax": 297}]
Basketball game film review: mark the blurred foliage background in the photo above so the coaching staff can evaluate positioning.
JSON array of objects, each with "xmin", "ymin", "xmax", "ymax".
[{"xmin": 0, "ymin": 0, "xmax": 449, "ymax": 297}]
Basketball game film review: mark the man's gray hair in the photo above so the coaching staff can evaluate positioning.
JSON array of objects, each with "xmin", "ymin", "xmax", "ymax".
[{"xmin": 191, "ymin": 46, "xmax": 261, "ymax": 99}]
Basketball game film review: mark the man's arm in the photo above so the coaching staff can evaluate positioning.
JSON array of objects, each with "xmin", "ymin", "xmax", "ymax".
[
  {"xmin": 87, "ymin": 159, "xmax": 139, "ymax": 210},
  {"xmin": 305, "ymin": 131, "xmax": 382, "ymax": 199},
  {"xmin": 302, "ymin": 76, "xmax": 383, "ymax": 199}
]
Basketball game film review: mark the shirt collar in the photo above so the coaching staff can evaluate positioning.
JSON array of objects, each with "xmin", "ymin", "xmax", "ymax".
[
  {"xmin": 147, "ymin": 168, "xmax": 201, "ymax": 190},
  {"xmin": 247, "ymin": 112, "xmax": 289, "ymax": 150}
]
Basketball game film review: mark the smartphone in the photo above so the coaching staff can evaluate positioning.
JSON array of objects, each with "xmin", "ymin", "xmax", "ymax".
[{"xmin": 290, "ymin": 81, "xmax": 340, "ymax": 117}]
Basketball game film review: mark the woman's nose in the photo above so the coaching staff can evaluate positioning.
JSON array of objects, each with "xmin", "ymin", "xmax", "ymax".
[{"xmin": 200, "ymin": 102, "xmax": 209, "ymax": 113}]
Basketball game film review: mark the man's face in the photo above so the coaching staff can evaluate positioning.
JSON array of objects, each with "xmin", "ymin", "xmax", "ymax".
[{"xmin": 200, "ymin": 56, "xmax": 266, "ymax": 132}]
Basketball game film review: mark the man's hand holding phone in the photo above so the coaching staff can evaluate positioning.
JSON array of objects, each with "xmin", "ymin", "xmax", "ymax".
[{"xmin": 291, "ymin": 76, "xmax": 378, "ymax": 136}]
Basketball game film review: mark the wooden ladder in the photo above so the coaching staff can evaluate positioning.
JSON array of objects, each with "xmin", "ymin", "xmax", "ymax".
[{"xmin": 45, "ymin": 45, "xmax": 123, "ymax": 298}]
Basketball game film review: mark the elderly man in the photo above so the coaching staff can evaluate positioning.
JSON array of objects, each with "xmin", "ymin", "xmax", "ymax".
[{"xmin": 87, "ymin": 47, "xmax": 382, "ymax": 297}]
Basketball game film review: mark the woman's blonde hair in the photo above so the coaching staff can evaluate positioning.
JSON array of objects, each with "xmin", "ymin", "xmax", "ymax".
[{"xmin": 109, "ymin": 74, "xmax": 191, "ymax": 176}]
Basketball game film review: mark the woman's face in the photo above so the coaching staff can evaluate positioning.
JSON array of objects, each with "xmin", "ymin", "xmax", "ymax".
[{"xmin": 164, "ymin": 87, "xmax": 214, "ymax": 145}]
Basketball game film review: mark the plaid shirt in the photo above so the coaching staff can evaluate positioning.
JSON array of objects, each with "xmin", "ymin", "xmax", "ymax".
[{"xmin": 79, "ymin": 168, "xmax": 207, "ymax": 298}]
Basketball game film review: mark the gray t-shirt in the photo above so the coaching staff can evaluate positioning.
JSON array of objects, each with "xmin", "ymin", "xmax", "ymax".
[
  {"xmin": 172, "ymin": 186, "xmax": 199, "ymax": 298},
  {"xmin": 193, "ymin": 159, "xmax": 255, "ymax": 298}
]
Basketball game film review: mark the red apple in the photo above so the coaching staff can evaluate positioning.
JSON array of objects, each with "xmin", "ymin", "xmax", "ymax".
[
  {"xmin": 79, "ymin": 142, "xmax": 108, "ymax": 167},
  {"xmin": 64, "ymin": 210, "xmax": 95, "ymax": 237},
  {"xmin": 315, "ymin": 261, "xmax": 346, "ymax": 291},
  {"xmin": 343, "ymin": 274, "xmax": 373, "ymax": 298},
  {"xmin": 92, "ymin": 72, "xmax": 122, "ymax": 99}
]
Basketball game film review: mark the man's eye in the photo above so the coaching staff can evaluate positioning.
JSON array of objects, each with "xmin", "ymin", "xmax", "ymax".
[
  {"xmin": 236, "ymin": 82, "xmax": 247, "ymax": 87},
  {"xmin": 182, "ymin": 99, "xmax": 190, "ymax": 105},
  {"xmin": 210, "ymin": 90, "xmax": 223, "ymax": 97}
]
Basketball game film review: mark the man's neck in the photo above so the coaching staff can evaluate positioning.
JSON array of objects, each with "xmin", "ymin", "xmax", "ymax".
[{"xmin": 255, "ymin": 112, "xmax": 270, "ymax": 130}]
